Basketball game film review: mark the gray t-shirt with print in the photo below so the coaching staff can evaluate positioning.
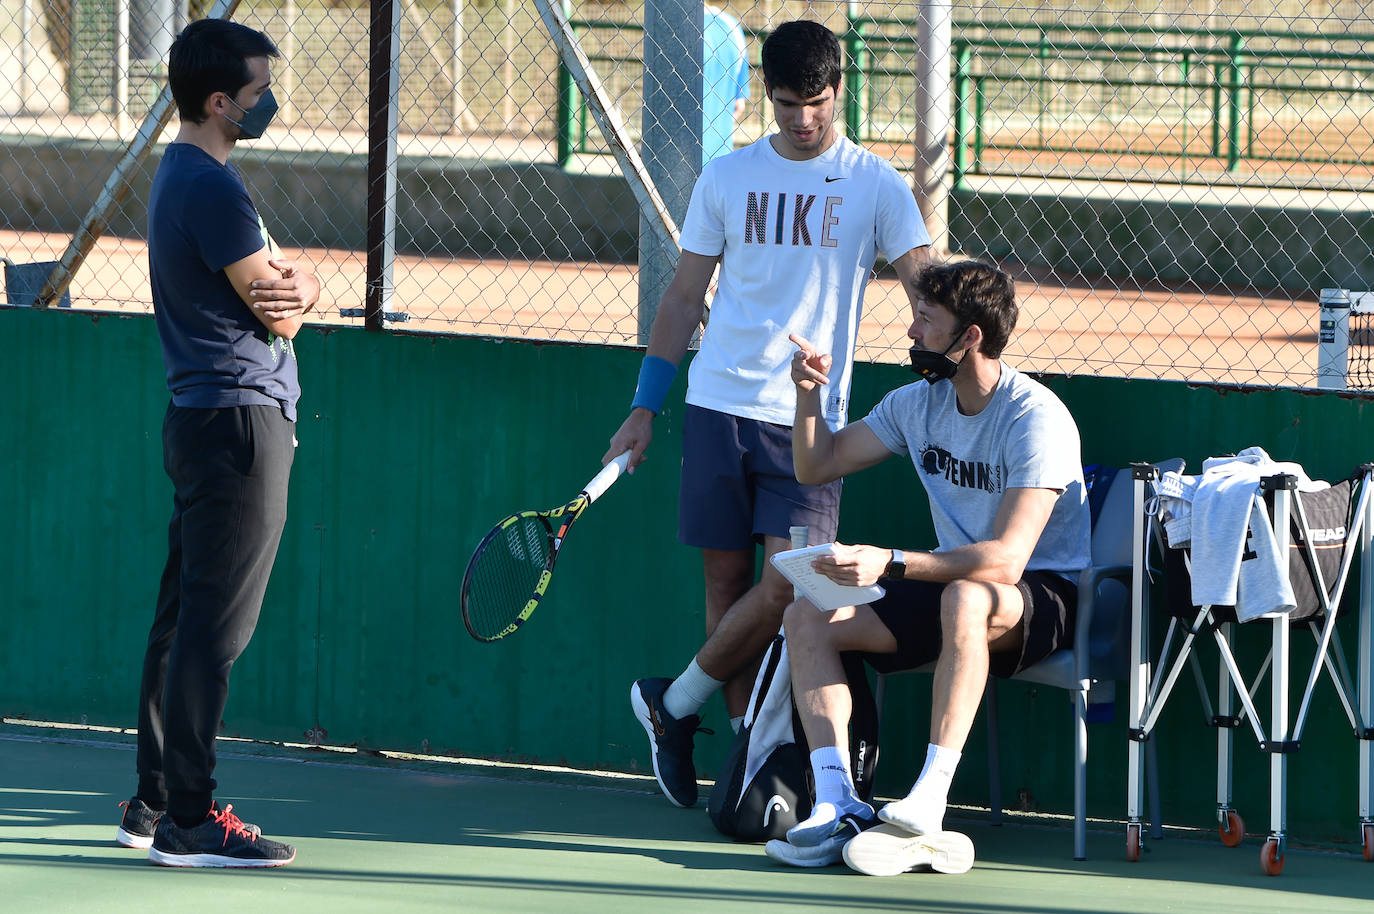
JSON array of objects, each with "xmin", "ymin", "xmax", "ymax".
[{"xmin": 860, "ymin": 366, "xmax": 1091, "ymax": 577}]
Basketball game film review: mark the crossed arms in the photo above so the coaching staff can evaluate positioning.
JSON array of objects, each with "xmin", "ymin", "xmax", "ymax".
[{"xmin": 224, "ymin": 242, "xmax": 321, "ymax": 340}]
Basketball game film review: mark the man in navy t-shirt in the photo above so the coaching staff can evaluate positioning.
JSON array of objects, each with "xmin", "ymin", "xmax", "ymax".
[{"xmin": 113, "ymin": 17, "xmax": 320, "ymax": 869}]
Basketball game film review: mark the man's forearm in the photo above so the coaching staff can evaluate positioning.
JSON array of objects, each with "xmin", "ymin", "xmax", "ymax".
[
  {"xmin": 792, "ymin": 388, "xmax": 834, "ymax": 484},
  {"xmin": 644, "ymin": 289, "xmax": 705, "ymax": 365}
]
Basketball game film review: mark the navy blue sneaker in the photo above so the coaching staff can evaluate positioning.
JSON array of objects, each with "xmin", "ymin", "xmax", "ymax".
[
  {"xmin": 148, "ymin": 803, "xmax": 293, "ymax": 868},
  {"xmin": 631, "ymin": 678, "xmax": 702, "ymax": 808}
]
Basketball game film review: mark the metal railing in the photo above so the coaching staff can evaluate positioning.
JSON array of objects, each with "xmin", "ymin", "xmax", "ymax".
[{"xmin": 560, "ymin": 14, "xmax": 1374, "ymax": 188}]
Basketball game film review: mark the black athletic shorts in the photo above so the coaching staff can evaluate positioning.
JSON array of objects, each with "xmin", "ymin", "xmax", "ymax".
[{"xmin": 861, "ymin": 571, "xmax": 1078, "ymax": 678}]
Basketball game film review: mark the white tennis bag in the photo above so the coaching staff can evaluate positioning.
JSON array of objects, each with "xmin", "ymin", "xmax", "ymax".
[
  {"xmin": 707, "ymin": 634, "xmax": 810, "ymax": 841},
  {"xmin": 708, "ymin": 633, "xmax": 878, "ymax": 842}
]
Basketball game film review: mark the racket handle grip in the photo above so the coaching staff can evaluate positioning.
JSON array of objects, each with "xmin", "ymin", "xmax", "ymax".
[
  {"xmin": 788, "ymin": 525, "xmax": 809, "ymax": 600},
  {"xmin": 583, "ymin": 451, "xmax": 632, "ymax": 503}
]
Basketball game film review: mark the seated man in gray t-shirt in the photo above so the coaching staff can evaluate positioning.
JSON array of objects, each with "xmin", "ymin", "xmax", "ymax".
[{"xmin": 765, "ymin": 260, "xmax": 1091, "ymax": 872}]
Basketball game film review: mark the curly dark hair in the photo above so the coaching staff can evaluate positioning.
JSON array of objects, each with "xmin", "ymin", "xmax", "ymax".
[{"xmin": 913, "ymin": 261, "xmax": 1018, "ymax": 358}]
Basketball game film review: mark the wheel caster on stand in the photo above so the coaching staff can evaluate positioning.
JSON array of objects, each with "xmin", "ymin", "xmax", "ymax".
[
  {"xmin": 1218, "ymin": 808, "xmax": 1245, "ymax": 848},
  {"xmin": 1260, "ymin": 836, "xmax": 1285, "ymax": 876},
  {"xmin": 1126, "ymin": 822, "xmax": 1142, "ymax": 862}
]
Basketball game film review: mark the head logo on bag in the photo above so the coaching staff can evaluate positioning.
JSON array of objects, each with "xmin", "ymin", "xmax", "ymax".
[{"xmin": 763, "ymin": 795, "xmax": 790, "ymax": 828}]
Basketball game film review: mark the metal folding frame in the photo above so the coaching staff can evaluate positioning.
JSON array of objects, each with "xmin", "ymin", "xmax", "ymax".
[{"xmin": 1125, "ymin": 462, "xmax": 1374, "ymax": 874}]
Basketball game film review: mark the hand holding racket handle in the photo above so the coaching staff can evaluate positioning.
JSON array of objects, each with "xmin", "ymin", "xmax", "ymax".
[
  {"xmin": 584, "ymin": 451, "xmax": 632, "ymax": 503},
  {"xmin": 789, "ymin": 525, "xmax": 809, "ymax": 600}
]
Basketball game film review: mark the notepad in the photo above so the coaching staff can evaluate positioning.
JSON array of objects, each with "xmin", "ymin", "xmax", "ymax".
[{"xmin": 770, "ymin": 543, "xmax": 887, "ymax": 612}]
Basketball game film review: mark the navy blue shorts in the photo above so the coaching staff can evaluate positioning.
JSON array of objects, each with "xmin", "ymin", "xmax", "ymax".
[
  {"xmin": 862, "ymin": 571, "xmax": 1077, "ymax": 678},
  {"xmin": 678, "ymin": 404, "xmax": 842, "ymax": 550}
]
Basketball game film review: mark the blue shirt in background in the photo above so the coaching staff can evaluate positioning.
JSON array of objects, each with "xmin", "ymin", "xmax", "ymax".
[{"xmin": 703, "ymin": 6, "xmax": 749, "ymax": 165}]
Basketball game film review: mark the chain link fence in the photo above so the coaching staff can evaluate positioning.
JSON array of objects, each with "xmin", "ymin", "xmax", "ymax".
[{"xmin": 3, "ymin": 0, "xmax": 1374, "ymax": 389}]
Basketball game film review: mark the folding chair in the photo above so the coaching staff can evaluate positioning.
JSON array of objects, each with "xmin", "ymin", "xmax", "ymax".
[
  {"xmin": 875, "ymin": 463, "xmax": 1165, "ymax": 861},
  {"xmin": 1, "ymin": 258, "xmax": 72, "ymax": 309},
  {"xmin": 1125, "ymin": 461, "xmax": 1374, "ymax": 875}
]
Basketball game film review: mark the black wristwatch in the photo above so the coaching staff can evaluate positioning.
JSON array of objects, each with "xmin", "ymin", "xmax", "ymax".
[{"xmin": 883, "ymin": 548, "xmax": 907, "ymax": 581}]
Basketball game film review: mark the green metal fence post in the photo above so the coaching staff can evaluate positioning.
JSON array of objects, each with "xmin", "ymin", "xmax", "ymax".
[
  {"xmin": 952, "ymin": 39, "xmax": 972, "ymax": 189},
  {"xmin": 844, "ymin": 1, "xmax": 866, "ymax": 141},
  {"xmin": 1226, "ymin": 31, "xmax": 1245, "ymax": 172},
  {"xmin": 1180, "ymin": 49, "xmax": 1191, "ymax": 182},
  {"xmin": 974, "ymin": 75, "xmax": 986, "ymax": 172},
  {"xmin": 1210, "ymin": 42, "xmax": 1223, "ymax": 157},
  {"xmin": 1245, "ymin": 52, "xmax": 1256, "ymax": 160},
  {"xmin": 555, "ymin": 0, "xmax": 575, "ymax": 167},
  {"xmin": 1037, "ymin": 26, "xmax": 1048, "ymax": 146}
]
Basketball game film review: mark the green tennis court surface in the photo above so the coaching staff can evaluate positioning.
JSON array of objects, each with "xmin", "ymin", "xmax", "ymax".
[{"xmin": 2, "ymin": 723, "xmax": 1368, "ymax": 913}]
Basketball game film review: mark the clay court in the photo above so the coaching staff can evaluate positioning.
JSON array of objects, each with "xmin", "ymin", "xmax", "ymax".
[{"xmin": 2, "ymin": 226, "xmax": 1322, "ymax": 389}]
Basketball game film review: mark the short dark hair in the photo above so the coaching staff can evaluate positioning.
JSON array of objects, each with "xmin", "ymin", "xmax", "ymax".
[
  {"xmin": 913, "ymin": 261, "xmax": 1018, "ymax": 359},
  {"xmin": 761, "ymin": 20, "xmax": 842, "ymax": 98},
  {"xmin": 169, "ymin": 18, "xmax": 279, "ymax": 124}
]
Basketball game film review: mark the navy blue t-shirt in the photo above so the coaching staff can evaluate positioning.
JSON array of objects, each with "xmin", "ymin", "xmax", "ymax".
[{"xmin": 148, "ymin": 143, "xmax": 300, "ymax": 421}]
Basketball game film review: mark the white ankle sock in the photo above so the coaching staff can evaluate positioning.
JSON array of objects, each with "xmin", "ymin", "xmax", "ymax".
[
  {"xmin": 910, "ymin": 743, "xmax": 962, "ymax": 801},
  {"xmin": 662, "ymin": 658, "xmax": 723, "ymax": 721},
  {"xmin": 878, "ymin": 744, "xmax": 961, "ymax": 836},
  {"xmin": 809, "ymin": 746, "xmax": 858, "ymax": 808}
]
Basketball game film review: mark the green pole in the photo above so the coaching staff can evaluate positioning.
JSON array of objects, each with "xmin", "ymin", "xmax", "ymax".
[
  {"xmin": 1226, "ymin": 32, "xmax": 1244, "ymax": 172},
  {"xmin": 1037, "ymin": 26, "xmax": 1048, "ymax": 145},
  {"xmin": 844, "ymin": 1, "xmax": 865, "ymax": 141},
  {"xmin": 1210, "ymin": 43, "xmax": 1222, "ymax": 157},
  {"xmin": 974, "ymin": 75, "xmax": 985, "ymax": 172},
  {"xmin": 1180, "ymin": 50, "xmax": 1190, "ymax": 182},
  {"xmin": 555, "ymin": 0, "xmax": 575, "ymax": 167},
  {"xmin": 952, "ymin": 40, "xmax": 972, "ymax": 189}
]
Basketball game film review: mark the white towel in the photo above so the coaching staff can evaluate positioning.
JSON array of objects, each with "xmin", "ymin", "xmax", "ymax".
[{"xmin": 1189, "ymin": 447, "xmax": 1327, "ymax": 621}]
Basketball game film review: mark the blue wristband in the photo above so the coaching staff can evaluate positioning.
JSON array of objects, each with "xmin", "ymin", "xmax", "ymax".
[{"xmin": 631, "ymin": 356, "xmax": 677, "ymax": 415}]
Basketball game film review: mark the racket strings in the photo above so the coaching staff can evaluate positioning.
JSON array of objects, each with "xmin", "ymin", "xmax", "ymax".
[{"xmin": 464, "ymin": 514, "xmax": 554, "ymax": 639}]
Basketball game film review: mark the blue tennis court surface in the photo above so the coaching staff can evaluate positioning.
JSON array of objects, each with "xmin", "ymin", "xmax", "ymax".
[{"xmin": 2, "ymin": 722, "xmax": 1368, "ymax": 913}]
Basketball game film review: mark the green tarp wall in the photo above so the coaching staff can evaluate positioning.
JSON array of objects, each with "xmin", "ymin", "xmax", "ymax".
[{"xmin": 3, "ymin": 307, "xmax": 1371, "ymax": 841}]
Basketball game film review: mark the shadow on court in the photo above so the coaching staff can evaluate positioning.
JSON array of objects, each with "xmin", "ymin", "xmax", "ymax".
[{"xmin": 1, "ymin": 724, "xmax": 1369, "ymax": 914}]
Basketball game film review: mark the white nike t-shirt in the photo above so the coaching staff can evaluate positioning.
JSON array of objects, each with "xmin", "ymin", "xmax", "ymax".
[{"xmin": 678, "ymin": 134, "xmax": 930, "ymax": 429}]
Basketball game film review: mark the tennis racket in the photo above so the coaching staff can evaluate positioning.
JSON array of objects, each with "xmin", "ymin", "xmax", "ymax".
[{"xmin": 461, "ymin": 451, "xmax": 632, "ymax": 643}]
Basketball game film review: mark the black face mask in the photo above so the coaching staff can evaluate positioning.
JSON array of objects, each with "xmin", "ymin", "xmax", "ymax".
[{"xmin": 908, "ymin": 328, "xmax": 968, "ymax": 385}]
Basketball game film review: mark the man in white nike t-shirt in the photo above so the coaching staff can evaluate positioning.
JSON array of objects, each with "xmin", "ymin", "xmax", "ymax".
[{"xmin": 602, "ymin": 19, "xmax": 932, "ymax": 811}]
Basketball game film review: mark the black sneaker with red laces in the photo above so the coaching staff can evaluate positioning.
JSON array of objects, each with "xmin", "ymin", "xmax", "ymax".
[
  {"xmin": 115, "ymin": 797, "xmax": 162, "ymax": 849},
  {"xmin": 117, "ymin": 796, "xmax": 262, "ymax": 850},
  {"xmin": 148, "ymin": 803, "xmax": 294, "ymax": 868}
]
